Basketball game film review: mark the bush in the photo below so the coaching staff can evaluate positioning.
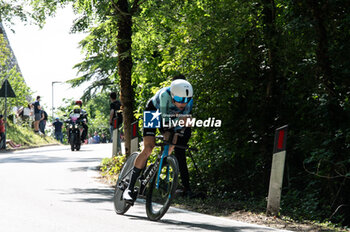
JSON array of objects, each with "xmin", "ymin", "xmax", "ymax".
[{"xmin": 100, "ymin": 155, "xmax": 127, "ymax": 184}]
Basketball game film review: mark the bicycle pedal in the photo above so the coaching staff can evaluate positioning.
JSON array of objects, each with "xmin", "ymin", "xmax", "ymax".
[
  {"xmin": 125, "ymin": 199, "xmax": 134, "ymax": 206},
  {"xmin": 132, "ymin": 187, "xmax": 139, "ymax": 196}
]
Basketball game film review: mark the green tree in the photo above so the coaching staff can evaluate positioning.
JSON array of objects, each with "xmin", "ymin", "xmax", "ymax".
[
  {"xmin": 129, "ymin": 0, "xmax": 350, "ymax": 225},
  {"xmin": 29, "ymin": 0, "xmax": 147, "ymax": 155},
  {"xmin": 0, "ymin": 28, "xmax": 32, "ymax": 114},
  {"xmin": 0, "ymin": 1, "xmax": 28, "ymax": 26}
]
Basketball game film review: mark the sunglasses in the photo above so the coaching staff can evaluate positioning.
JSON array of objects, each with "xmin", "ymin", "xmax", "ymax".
[{"xmin": 173, "ymin": 96, "xmax": 192, "ymax": 103}]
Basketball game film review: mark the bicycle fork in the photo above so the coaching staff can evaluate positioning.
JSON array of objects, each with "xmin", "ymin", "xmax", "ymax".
[{"xmin": 156, "ymin": 145, "xmax": 170, "ymax": 190}]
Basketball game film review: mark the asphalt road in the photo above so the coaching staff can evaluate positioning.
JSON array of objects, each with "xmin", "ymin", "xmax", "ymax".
[{"xmin": 0, "ymin": 144, "xmax": 290, "ymax": 232}]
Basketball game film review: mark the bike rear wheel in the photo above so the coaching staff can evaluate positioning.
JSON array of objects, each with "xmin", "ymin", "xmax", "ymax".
[
  {"xmin": 145, "ymin": 156, "xmax": 179, "ymax": 221},
  {"xmin": 113, "ymin": 152, "xmax": 139, "ymax": 215}
]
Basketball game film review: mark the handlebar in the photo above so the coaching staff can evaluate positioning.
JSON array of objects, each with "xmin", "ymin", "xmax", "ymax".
[
  {"xmin": 155, "ymin": 141, "xmax": 198, "ymax": 151},
  {"xmin": 64, "ymin": 118, "xmax": 85, "ymax": 123},
  {"xmin": 155, "ymin": 131, "xmax": 198, "ymax": 152}
]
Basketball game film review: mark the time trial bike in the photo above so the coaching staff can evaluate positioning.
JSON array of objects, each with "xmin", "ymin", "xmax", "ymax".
[{"xmin": 113, "ymin": 130, "xmax": 196, "ymax": 221}]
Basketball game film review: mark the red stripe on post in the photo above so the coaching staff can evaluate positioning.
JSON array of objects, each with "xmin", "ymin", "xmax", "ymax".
[
  {"xmin": 113, "ymin": 118, "xmax": 117, "ymax": 129},
  {"xmin": 277, "ymin": 130, "xmax": 285, "ymax": 149},
  {"xmin": 132, "ymin": 123, "xmax": 137, "ymax": 138}
]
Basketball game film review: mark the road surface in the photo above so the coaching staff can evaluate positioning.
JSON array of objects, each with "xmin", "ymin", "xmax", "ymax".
[{"xmin": 0, "ymin": 144, "xmax": 290, "ymax": 232}]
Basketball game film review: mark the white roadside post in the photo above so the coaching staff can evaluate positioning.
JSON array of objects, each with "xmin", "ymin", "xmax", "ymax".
[
  {"xmin": 266, "ymin": 125, "xmax": 288, "ymax": 216},
  {"xmin": 130, "ymin": 121, "xmax": 139, "ymax": 154}
]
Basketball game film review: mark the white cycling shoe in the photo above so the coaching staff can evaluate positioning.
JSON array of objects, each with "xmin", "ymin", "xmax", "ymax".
[{"xmin": 123, "ymin": 189, "xmax": 133, "ymax": 201}]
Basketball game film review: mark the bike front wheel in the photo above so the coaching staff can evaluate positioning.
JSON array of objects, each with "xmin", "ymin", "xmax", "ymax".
[
  {"xmin": 113, "ymin": 152, "xmax": 138, "ymax": 215},
  {"xmin": 70, "ymin": 133, "xmax": 76, "ymax": 151},
  {"xmin": 146, "ymin": 156, "xmax": 179, "ymax": 221}
]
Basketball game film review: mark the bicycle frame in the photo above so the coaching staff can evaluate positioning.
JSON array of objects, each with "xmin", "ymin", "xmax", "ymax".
[
  {"xmin": 138, "ymin": 144, "xmax": 171, "ymax": 195},
  {"xmin": 155, "ymin": 144, "xmax": 170, "ymax": 189},
  {"xmin": 118, "ymin": 144, "xmax": 171, "ymax": 197}
]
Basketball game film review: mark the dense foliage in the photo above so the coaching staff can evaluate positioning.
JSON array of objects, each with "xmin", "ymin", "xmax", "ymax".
[
  {"xmin": 2, "ymin": 0, "xmax": 350, "ymax": 226},
  {"xmin": 100, "ymin": 155, "xmax": 126, "ymax": 183},
  {"xmin": 0, "ymin": 27, "xmax": 32, "ymax": 114},
  {"xmin": 129, "ymin": 0, "xmax": 350, "ymax": 226}
]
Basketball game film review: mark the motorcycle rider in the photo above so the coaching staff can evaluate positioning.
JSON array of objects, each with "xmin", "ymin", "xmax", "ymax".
[{"xmin": 71, "ymin": 100, "xmax": 88, "ymax": 142}]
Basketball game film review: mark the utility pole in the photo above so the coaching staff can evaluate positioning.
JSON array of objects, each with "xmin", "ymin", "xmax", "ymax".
[{"xmin": 52, "ymin": 81, "xmax": 62, "ymax": 120}]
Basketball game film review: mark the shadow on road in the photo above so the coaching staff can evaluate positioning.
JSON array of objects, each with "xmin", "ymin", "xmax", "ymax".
[
  {"xmin": 69, "ymin": 166, "xmax": 89, "ymax": 172},
  {"xmin": 52, "ymin": 187, "xmax": 114, "ymax": 204},
  {"xmin": 0, "ymin": 147, "xmax": 67, "ymax": 154},
  {"xmin": 0, "ymin": 155, "xmax": 101, "ymax": 164},
  {"xmin": 49, "ymin": 186, "xmax": 277, "ymax": 232},
  {"xmin": 124, "ymin": 214, "xmax": 275, "ymax": 232},
  {"xmin": 0, "ymin": 147, "xmax": 95, "ymax": 155}
]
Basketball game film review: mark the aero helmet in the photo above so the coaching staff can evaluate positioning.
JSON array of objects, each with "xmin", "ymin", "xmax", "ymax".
[{"xmin": 170, "ymin": 79, "xmax": 193, "ymax": 103}]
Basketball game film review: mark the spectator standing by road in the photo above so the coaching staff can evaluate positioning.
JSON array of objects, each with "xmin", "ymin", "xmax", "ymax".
[
  {"xmin": 109, "ymin": 92, "xmax": 122, "ymax": 150},
  {"xmin": 0, "ymin": 115, "xmax": 5, "ymax": 149},
  {"xmin": 31, "ymin": 96, "xmax": 41, "ymax": 133},
  {"xmin": 39, "ymin": 109, "xmax": 48, "ymax": 135},
  {"xmin": 93, "ymin": 131, "xmax": 101, "ymax": 144},
  {"xmin": 16, "ymin": 104, "xmax": 31, "ymax": 126},
  {"xmin": 88, "ymin": 134, "xmax": 93, "ymax": 144},
  {"xmin": 53, "ymin": 117, "xmax": 63, "ymax": 143},
  {"xmin": 23, "ymin": 104, "xmax": 31, "ymax": 120},
  {"xmin": 101, "ymin": 133, "xmax": 107, "ymax": 143}
]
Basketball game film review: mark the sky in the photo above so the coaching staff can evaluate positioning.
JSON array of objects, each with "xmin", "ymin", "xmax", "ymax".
[{"xmin": 4, "ymin": 6, "xmax": 89, "ymax": 117}]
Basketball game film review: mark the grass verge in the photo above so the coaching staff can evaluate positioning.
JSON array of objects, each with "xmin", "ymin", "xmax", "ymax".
[{"xmin": 6, "ymin": 121, "xmax": 58, "ymax": 149}]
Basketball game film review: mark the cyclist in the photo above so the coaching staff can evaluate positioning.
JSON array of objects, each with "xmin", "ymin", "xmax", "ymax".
[{"xmin": 123, "ymin": 77, "xmax": 193, "ymax": 202}]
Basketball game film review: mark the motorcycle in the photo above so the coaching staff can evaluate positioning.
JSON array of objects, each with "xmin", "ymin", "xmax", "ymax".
[{"xmin": 65, "ymin": 113, "xmax": 85, "ymax": 151}]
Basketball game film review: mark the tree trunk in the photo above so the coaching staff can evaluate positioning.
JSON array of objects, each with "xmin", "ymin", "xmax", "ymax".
[
  {"xmin": 310, "ymin": 1, "xmax": 335, "ymax": 97},
  {"xmin": 260, "ymin": 0, "xmax": 278, "ymax": 188},
  {"xmin": 309, "ymin": 0, "xmax": 345, "ymax": 128},
  {"xmin": 115, "ymin": 0, "xmax": 134, "ymax": 157},
  {"xmin": 262, "ymin": 0, "xmax": 277, "ymax": 100}
]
